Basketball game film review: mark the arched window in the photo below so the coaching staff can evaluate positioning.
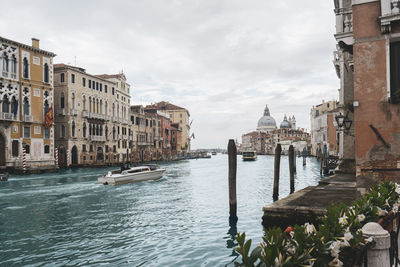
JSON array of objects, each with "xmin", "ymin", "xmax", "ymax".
[
  {"xmin": 112, "ymin": 103, "xmax": 115, "ymax": 117},
  {"xmin": 11, "ymin": 96, "xmax": 18, "ymax": 115},
  {"xmin": 113, "ymin": 126, "xmax": 116, "ymax": 140},
  {"xmin": 44, "ymin": 100, "xmax": 49, "ymax": 116},
  {"xmin": 89, "ymin": 124, "xmax": 92, "ymax": 136},
  {"xmin": 71, "ymin": 93, "xmax": 75, "ymax": 109},
  {"xmin": 83, "ymin": 122, "xmax": 87, "ymax": 138},
  {"xmin": 105, "ymin": 102, "xmax": 108, "ymax": 116},
  {"xmin": 2, "ymin": 53, "xmax": 9, "ymax": 72},
  {"xmin": 2, "ymin": 95, "xmax": 9, "ymax": 113},
  {"xmin": 100, "ymin": 100, "xmax": 103, "ymax": 114},
  {"xmin": 96, "ymin": 125, "xmax": 99, "ymax": 136},
  {"xmin": 23, "ymin": 57, "xmax": 29, "ymax": 78},
  {"xmin": 100, "ymin": 125, "xmax": 103, "ymax": 136},
  {"xmin": 71, "ymin": 121, "xmax": 76, "ymax": 137},
  {"xmin": 11, "ymin": 55, "xmax": 16, "ymax": 74},
  {"xmin": 105, "ymin": 126, "xmax": 108, "ymax": 138},
  {"xmin": 82, "ymin": 95, "xmax": 86, "ymax": 110},
  {"xmin": 44, "ymin": 63, "xmax": 49, "ymax": 83},
  {"xmin": 96, "ymin": 99, "xmax": 99, "ymax": 114},
  {"xmin": 23, "ymin": 97, "xmax": 29, "ymax": 115},
  {"xmin": 60, "ymin": 92, "xmax": 65, "ymax": 109},
  {"xmin": 88, "ymin": 97, "xmax": 92, "ymax": 112},
  {"xmin": 61, "ymin": 125, "xmax": 65, "ymax": 137}
]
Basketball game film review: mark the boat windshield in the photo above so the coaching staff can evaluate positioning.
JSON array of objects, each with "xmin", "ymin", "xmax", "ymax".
[{"xmin": 243, "ymin": 152, "xmax": 255, "ymax": 157}]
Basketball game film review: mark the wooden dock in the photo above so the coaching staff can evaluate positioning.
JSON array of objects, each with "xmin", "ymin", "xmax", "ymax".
[{"xmin": 262, "ymin": 173, "xmax": 357, "ymax": 229}]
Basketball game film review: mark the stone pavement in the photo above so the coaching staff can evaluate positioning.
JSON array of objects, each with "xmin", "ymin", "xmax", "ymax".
[{"xmin": 262, "ymin": 174, "xmax": 357, "ymax": 229}]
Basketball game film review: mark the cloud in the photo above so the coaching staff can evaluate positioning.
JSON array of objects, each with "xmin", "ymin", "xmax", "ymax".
[{"xmin": 0, "ymin": 0, "xmax": 339, "ymax": 148}]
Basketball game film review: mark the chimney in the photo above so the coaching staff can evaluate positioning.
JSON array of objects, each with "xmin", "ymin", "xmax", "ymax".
[{"xmin": 31, "ymin": 38, "xmax": 40, "ymax": 49}]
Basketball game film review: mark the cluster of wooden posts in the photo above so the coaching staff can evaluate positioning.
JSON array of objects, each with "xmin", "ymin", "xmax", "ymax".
[{"xmin": 228, "ymin": 140, "xmax": 305, "ymax": 219}]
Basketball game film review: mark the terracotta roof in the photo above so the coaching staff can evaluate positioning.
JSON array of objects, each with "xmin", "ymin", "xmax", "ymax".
[
  {"xmin": 95, "ymin": 74, "xmax": 124, "ymax": 79},
  {"xmin": 54, "ymin": 63, "xmax": 86, "ymax": 72},
  {"xmin": 145, "ymin": 101, "xmax": 186, "ymax": 111}
]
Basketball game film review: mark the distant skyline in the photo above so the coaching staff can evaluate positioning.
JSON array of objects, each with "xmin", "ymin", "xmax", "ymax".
[{"xmin": 0, "ymin": 0, "xmax": 339, "ymax": 149}]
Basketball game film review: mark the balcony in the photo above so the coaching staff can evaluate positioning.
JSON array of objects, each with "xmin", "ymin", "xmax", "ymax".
[
  {"xmin": 0, "ymin": 112, "xmax": 16, "ymax": 121},
  {"xmin": 70, "ymin": 108, "xmax": 78, "ymax": 116},
  {"xmin": 82, "ymin": 110, "xmax": 89, "ymax": 118},
  {"xmin": 122, "ymin": 135, "xmax": 128, "ymax": 140},
  {"xmin": 24, "ymin": 115, "xmax": 33, "ymax": 122},
  {"xmin": 112, "ymin": 116, "xmax": 119, "ymax": 123},
  {"xmin": 380, "ymin": 0, "xmax": 400, "ymax": 33},
  {"xmin": 10, "ymin": 73, "xmax": 16, "ymax": 79},
  {"xmin": 2, "ymin": 71, "xmax": 8, "ymax": 78},
  {"xmin": 58, "ymin": 108, "xmax": 66, "ymax": 116},
  {"xmin": 89, "ymin": 136, "xmax": 106, "ymax": 142}
]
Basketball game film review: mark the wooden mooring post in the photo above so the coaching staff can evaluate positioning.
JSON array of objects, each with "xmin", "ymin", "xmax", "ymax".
[
  {"xmin": 302, "ymin": 147, "xmax": 306, "ymax": 166},
  {"xmin": 273, "ymin": 144, "xmax": 282, "ymax": 201},
  {"xmin": 228, "ymin": 139, "xmax": 237, "ymax": 220},
  {"xmin": 289, "ymin": 145, "xmax": 295, "ymax": 194},
  {"xmin": 293, "ymin": 149, "xmax": 297, "ymax": 173}
]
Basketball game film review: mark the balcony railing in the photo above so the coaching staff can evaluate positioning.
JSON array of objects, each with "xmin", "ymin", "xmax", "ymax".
[
  {"xmin": 82, "ymin": 110, "xmax": 89, "ymax": 118},
  {"xmin": 24, "ymin": 115, "xmax": 33, "ymax": 122},
  {"xmin": 70, "ymin": 108, "xmax": 78, "ymax": 116},
  {"xmin": 58, "ymin": 108, "xmax": 66, "ymax": 116},
  {"xmin": 0, "ymin": 112, "xmax": 16, "ymax": 121},
  {"xmin": 112, "ymin": 116, "xmax": 119, "ymax": 123},
  {"xmin": 122, "ymin": 135, "xmax": 128, "ymax": 140},
  {"xmin": 2, "ymin": 71, "xmax": 8, "ymax": 77},
  {"xmin": 10, "ymin": 73, "xmax": 16, "ymax": 79},
  {"xmin": 89, "ymin": 136, "xmax": 106, "ymax": 142}
]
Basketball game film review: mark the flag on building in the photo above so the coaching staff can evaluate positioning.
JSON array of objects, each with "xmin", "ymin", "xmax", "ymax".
[{"xmin": 44, "ymin": 105, "xmax": 54, "ymax": 128}]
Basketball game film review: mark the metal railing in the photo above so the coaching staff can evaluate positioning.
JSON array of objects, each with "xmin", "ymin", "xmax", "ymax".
[{"xmin": 0, "ymin": 112, "xmax": 16, "ymax": 121}]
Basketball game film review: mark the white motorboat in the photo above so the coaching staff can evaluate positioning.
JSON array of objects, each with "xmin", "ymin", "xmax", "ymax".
[
  {"xmin": 98, "ymin": 165, "xmax": 166, "ymax": 185},
  {"xmin": 242, "ymin": 151, "xmax": 257, "ymax": 161}
]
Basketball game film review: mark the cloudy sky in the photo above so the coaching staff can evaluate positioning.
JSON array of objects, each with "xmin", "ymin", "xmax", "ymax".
[{"xmin": 1, "ymin": 0, "xmax": 339, "ymax": 149}]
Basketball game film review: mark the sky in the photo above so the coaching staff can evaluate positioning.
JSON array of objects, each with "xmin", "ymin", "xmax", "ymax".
[{"xmin": 0, "ymin": 0, "xmax": 339, "ymax": 149}]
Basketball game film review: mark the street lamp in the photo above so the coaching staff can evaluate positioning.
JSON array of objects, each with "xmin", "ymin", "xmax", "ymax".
[{"xmin": 335, "ymin": 112, "xmax": 345, "ymax": 128}]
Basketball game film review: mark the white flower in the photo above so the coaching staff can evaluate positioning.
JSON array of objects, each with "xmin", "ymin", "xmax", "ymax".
[
  {"xmin": 385, "ymin": 198, "xmax": 390, "ymax": 207},
  {"xmin": 394, "ymin": 204, "xmax": 399, "ymax": 214},
  {"xmin": 339, "ymin": 214, "xmax": 348, "ymax": 226},
  {"xmin": 289, "ymin": 231, "xmax": 295, "ymax": 238},
  {"xmin": 395, "ymin": 183, "xmax": 400, "ymax": 195},
  {"xmin": 376, "ymin": 207, "xmax": 388, "ymax": 216},
  {"xmin": 344, "ymin": 231, "xmax": 353, "ymax": 241},
  {"xmin": 304, "ymin": 223, "xmax": 315, "ymax": 236},
  {"xmin": 366, "ymin": 237, "xmax": 374, "ymax": 243},
  {"xmin": 330, "ymin": 240, "xmax": 341, "ymax": 258},
  {"xmin": 358, "ymin": 214, "xmax": 366, "ymax": 222},
  {"xmin": 336, "ymin": 258, "xmax": 344, "ymax": 266},
  {"xmin": 378, "ymin": 192, "xmax": 381, "ymax": 197},
  {"xmin": 329, "ymin": 257, "xmax": 343, "ymax": 267}
]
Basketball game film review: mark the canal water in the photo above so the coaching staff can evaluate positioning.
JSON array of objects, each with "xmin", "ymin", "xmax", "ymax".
[{"xmin": 0, "ymin": 155, "xmax": 322, "ymax": 266}]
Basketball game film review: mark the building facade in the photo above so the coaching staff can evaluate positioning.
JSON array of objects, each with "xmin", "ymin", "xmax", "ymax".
[
  {"xmin": 333, "ymin": 0, "xmax": 400, "ymax": 182},
  {"xmin": 0, "ymin": 37, "xmax": 56, "ymax": 173},
  {"xmin": 310, "ymin": 100, "xmax": 339, "ymax": 156},
  {"xmin": 54, "ymin": 64, "xmax": 131, "ymax": 167},
  {"xmin": 145, "ymin": 101, "xmax": 191, "ymax": 152}
]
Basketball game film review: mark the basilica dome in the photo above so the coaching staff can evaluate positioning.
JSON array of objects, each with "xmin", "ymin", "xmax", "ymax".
[
  {"xmin": 280, "ymin": 115, "xmax": 292, "ymax": 129},
  {"xmin": 257, "ymin": 105, "xmax": 277, "ymax": 132}
]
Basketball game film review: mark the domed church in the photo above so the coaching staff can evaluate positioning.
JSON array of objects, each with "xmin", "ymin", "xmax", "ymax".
[{"xmin": 257, "ymin": 105, "xmax": 277, "ymax": 133}]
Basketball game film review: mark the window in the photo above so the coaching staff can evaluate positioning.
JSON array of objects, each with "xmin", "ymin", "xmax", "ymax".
[
  {"xmin": 2, "ymin": 53, "xmax": 9, "ymax": 72},
  {"xmin": 82, "ymin": 96, "xmax": 86, "ymax": 110},
  {"xmin": 71, "ymin": 74, "xmax": 75, "ymax": 83},
  {"xmin": 112, "ymin": 87, "xmax": 115, "ymax": 95},
  {"xmin": 60, "ymin": 73, "xmax": 65, "ymax": 83},
  {"xmin": 105, "ymin": 145, "xmax": 109, "ymax": 152},
  {"xmin": 71, "ymin": 93, "xmax": 75, "ymax": 109},
  {"xmin": 96, "ymin": 82, "xmax": 99, "ymax": 90},
  {"xmin": 41, "ymin": 127, "xmax": 49, "ymax": 139},
  {"xmin": 71, "ymin": 121, "xmax": 76, "ymax": 137},
  {"xmin": 12, "ymin": 140, "xmax": 19, "ymax": 157},
  {"xmin": 2, "ymin": 95, "xmax": 9, "ymax": 113},
  {"xmin": 83, "ymin": 123, "xmax": 87, "ymax": 138},
  {"xmin": 90, "ymin": 145, "xmax": 93, "ymax": 152},
  {"xmin": 390, "ymin": 42, "xmax": 400, "ymax": 103},
  {"xmin": 61, "ymin": 125, "xmax": 65, "ymax": 137},
  {"xmin": 82, "ymin": 144, "xmax": 86, "ymax": 152},
  {"xmin": 60, "ymin": 92, "xmax": 65, "ymax": 109},
  {"xmin": 24, "ymin": 126, "xmax": 30, "ymax": 138},
  {"xmin": 113, "ymin": 145, "xmax": 116, "ymax": 153},
  {"xmin": 88, "ymin": 79, "xmax": 91, "ymax": 88},
  {"xmin": 11, "ymin": 55, "xmax": 16, "ymax": 75},
  {"xmin": 92, "ymin": 81, "xmax": 95, "ymax": 89},
  {"xmin": 22, "ymin": 97, "xmax": 30, "ymax": 116},
  {"xmin": 24, "ymin": 144, "xmax": 30, "ymax": 154},
  {"xmin": 11, "ymin": 97, "xmax": 17, "ymax": 116},
  {"xmin": 100, "ymin": 83, "xmax": 102, "ymax": 92},
  {"xmin": 82, "ymin": 77, "xmax": 86, "ymax": 87},
  {"xmin": 180, "ymin": 114, "xmax": 182, "ymax": 118},
  {"xmin": 23, "ymin": 57, "xmax": 29, "ymax": 78},
  {"xmin": 44, "ymin": 145, "xmax": 50, "ymax": 154},
  {"xmin": 105, "ymin": 85, "xmax": 108, "ymax": 93},
  {"xmin": 44, "ymin": 63, "xmax": 49, "ymax": 83}
]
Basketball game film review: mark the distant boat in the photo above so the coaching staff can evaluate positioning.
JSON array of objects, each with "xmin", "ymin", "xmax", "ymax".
[
  {"xmin": 211, "ymin": 152, "xmax": 217, "ymax": 155},
  {"xmin": 242, "ymin": 151, "xmax": 257, "ymax": 161},
  {"xmin": 98, "ymin": 165, "xmax": 166, "ymax": 185}
]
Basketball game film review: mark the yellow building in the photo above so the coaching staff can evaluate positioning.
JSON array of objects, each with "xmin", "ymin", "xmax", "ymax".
[{"xmin": 0, "ymin": 37, "xmax": 56, "ymax": 173}]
